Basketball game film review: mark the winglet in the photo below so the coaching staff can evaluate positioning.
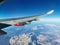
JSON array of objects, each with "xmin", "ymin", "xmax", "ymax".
[{"xmin": 46, "ymin": 10, "xmax": 54, "ymax": 15}]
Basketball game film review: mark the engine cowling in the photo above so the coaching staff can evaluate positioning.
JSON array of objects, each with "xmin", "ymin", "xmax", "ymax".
[
  {"xmin": 14, "ymin": 21, "xmax": 31, "ymax": 26},
  {"xmin": 14, "ymin": 23, "xmax": 24, "ymax": 26}
]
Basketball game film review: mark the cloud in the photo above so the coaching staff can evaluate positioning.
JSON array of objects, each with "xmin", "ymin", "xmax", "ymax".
[
  {"xmin": 31, "ymin": 42, "xmax": 36, "ymax": 45},
  {"xmin": 44, "ymin": 24, "xmax": 60, "ymax": 30},
  {"xmin": 37, "ymin": 34, "xmax": 48, "ymax": 42},
  {"xmin": 44, "ymin": 24, "xmax": 56, "ymax": 26},
  {"xmin": 36, "ymin": 24, "xmax": 60, "ymax": 45},
  {"xmin": 10, "ymin": 33, "xmax": 32, "ymax": 45},
  {"xmin": 9, "ymin": 24, "xmax": 60, "ymax": 45},
  {"xmin": 31, "ymin": 26, "xmax": 38, "ymax": 30},
  {"xmin": 31, "ymin": 25, "xmax": 44, "ymax": 30},
  {"xmin": 40, "ymin": 18, "xmax": 60, "ymax": 22},
  {"xmin": 37, "ymin": 34, "xmax": 52, "ymax": 45},
  {"xmin": 40, "ymin": 42, "xmax": 52, "ymax": 45},
  {"xmin": 10, "ymin": 33, "xmax": 39, "ymax": 45},
  {"xmin": 54, "ymin": 38, "xmax": 60, "ymax": 43}
]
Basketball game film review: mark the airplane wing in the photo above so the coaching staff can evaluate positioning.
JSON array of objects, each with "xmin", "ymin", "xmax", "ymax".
[{"xmin": 0, "ymin": 10, "xmax": 54, "ymax": 35}]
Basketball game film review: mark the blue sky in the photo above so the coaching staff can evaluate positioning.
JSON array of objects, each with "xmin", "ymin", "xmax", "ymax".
[{"xmin": 0, "ymin": 0, "xmax": 60, "ymax": 19}]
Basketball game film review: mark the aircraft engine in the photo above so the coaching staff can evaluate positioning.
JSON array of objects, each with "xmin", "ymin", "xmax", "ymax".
[
  {"xmin": 14, "ymin": 19, "xmax": 37, "ymax": 26},
  {"xmin": 14, "ymin": 23, "xmax": 24, "ymax": 26}
]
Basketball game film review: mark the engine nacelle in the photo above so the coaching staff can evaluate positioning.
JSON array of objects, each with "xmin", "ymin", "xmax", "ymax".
[
  {"xmin": 14, "ymin": 23, "xmax": 24, "ymax": 26},
  {"xmin": 14, "ymin": 21, "xmax": 31, "ymax": 26}
]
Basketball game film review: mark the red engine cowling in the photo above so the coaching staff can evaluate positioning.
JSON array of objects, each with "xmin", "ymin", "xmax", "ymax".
[{"xmin": 14, "ymin": 23, "xmax": 24, "ymax": 26}]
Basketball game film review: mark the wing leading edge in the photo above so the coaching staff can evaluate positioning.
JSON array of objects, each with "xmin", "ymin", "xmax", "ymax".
[{"xmin": 0, "ymin": 10, "xmax": 54, "ymax": 25}]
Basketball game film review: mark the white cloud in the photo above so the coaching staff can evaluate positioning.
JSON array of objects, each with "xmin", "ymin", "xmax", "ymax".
[
  {"xmin": 31, "ymin": 26, "xmax": 38, "ymax": 30},
  {"xmin": 54, "ymin": 38, "xmax": 60, "ymax": 43},
  {"xmin": 40, "ymin": 42, "xmax": 52, "ymax": 45},
  {"xmin": 31, "ymin": 42, "xmax": 36, "ymax": 45},
  {"xmin": 39, "ymin": 18, "xmax": 60, "ymax": 22},
  {"xmin": 9, "ymin": 37, "xmax": 16, "ymax": 45},
  {"xmin": 37, "ymin": 34, "xmax": 52, "ymax": 45},
  {"xmin": 15, "ymin": 28, "xmax": 22, "ymax": 30},
  {"xmin": 9, "ymin": 33, "xmax": 32, "ymax": 45},
  {"xmin": 44, "ymin": 24, "xmax": 56, "ymax": 27},
  {"xmin": 55, "ymin": 39, "xmax": 60, "ymax": 43},
  {"xmin": 44, "ymin": 24, "xmax": 60, "ymax": 31},
  {"xmin": 31, "ymin": 25, "xmax": 44, "ymax": 30},
  {"xmin": 37, "ymin": 34, "xmax": 47, "ymax": 42},
  {"xmin": 9, "ymin": 24, "xmax": 60, "ymax": 45}
]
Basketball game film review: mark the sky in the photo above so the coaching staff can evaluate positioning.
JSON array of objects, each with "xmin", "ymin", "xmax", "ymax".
[{"xmin": 0, "ymin": 0, "xmax": 60, "ymax": 19}]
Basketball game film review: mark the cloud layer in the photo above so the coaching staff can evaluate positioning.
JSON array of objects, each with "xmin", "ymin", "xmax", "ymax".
[{"xmin": 9, "ymin": 24, "xmax": 60, "ymax": 45}]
